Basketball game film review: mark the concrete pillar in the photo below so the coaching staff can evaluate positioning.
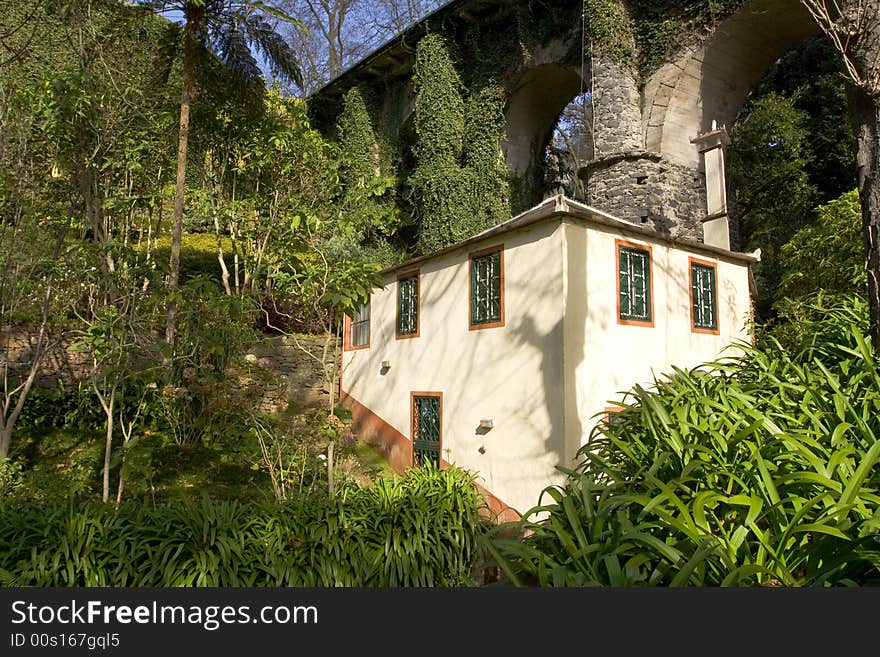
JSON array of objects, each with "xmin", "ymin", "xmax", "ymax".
[{"xmin": 690, "ymin": 123, "xmax": 731, "ymax": 250}]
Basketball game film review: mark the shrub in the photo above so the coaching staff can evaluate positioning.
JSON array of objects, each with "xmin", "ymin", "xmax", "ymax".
[
  {"xmin": 486, "ymin": 296, "xmax": 880, "ymax": 586},
  {"xmin": 0, "ymin": 458, "xmax": 23, "ymax": 496},
  {"xmin": 0, "ymin": 465, "xmax": 489, "ymax": 586},
  {"xmin": 777, "ymin": 189, "xmax": 864, "ymax": 302}
]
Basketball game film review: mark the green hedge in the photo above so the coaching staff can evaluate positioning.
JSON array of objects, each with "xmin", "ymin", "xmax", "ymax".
[{"xmin": 0, "ymin": 466, "xmax": 489, "ymax": 586}]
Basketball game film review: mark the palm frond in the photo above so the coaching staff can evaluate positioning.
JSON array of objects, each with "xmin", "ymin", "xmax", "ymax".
[
  {"xmin": 210, "ymin": 17, "xmax": 263, "ymax": 90},
  {"xmin": 205, "ymin": 6, "xmax": 303, "ymax": 90},
  {"xmin": 242, "ymin": 14, "xmax": 303, "ymax": 87}
]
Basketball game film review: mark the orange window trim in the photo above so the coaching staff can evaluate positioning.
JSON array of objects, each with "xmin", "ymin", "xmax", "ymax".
[
  {"xmin": 468, "ymin": 244, "xmax": 505, "ymax": 331},
  {"xmin": 396, "ymin": 269, "xmax": 421, "ymax": 340},
  {"xmin": 343, "ymin": 313, "xmax": 370, "ymax": 352},
  {"xmin": 615, "ymin": 238, "xmax": 655, "ymax": 328},
  {"xmin": 689, "ymin": 256, "xmax": 721, "ymax": 335}
]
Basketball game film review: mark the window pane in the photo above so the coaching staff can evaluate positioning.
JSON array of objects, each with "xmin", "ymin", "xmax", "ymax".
[
  {"xmin": 471, "ymin": 250, "xmax": 501, "ymax": 326},
  {"xmin": 397, "ymin": 275, "xmax": 418, "ymax": 336},
  {"xmin": 691, "ymin": 263, "xmax": 717, "ymax": 330},
  {"xmin": 413, "ymin": 395, "xmax": 440, "ymax": 467},
  {"xmin": 350, "ymin": 301, "xmax": 370, "ymax": 347},
  {"xmin": 618, "ymin": 246, "xmax": 651, "ymax": 323}
]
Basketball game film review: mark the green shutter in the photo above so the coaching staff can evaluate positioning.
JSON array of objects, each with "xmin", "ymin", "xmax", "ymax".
[
  {"xmin": 351, "ymin": 301, "xmax": 370, "ymax": 346},
  {"xmin": 691, "ymin": 263, "xmax": 717, "ymax": 330}
]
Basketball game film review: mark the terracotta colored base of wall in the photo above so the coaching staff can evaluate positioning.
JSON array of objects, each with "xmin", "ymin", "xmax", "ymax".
[
  {"xmin": 341, "ymin": 391, "xmax": 413, "ymax": 473},
  {"xmin": 341, "ymin": 391, "xmax": 520, "ymax": 524}
]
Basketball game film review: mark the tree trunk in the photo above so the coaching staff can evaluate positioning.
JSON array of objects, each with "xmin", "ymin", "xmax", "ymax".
[
  {"xmin": 97, "ymin": 381, "xmax": 117, "ymax": 504},
  {"xmin": 0, "ymin": 218, "xmax": 68, "ymax": 458},
  {"xmin": 213, "ymin": 212, "xmax": 232, "ymax": 296},
  {"xmin": 848, "ymin": 87, "xmax": 880, "ymax": 347},
  {"xmin": 115, "ymin": 450, "xmax": 126, "ymax": 506},
  {"xmin": 166, "ymin": 11, "xmax": 199, "ymax": 352}
]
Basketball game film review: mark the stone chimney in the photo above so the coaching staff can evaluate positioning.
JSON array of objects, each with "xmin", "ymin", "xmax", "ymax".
[{"xmin": 691, "ymin": 121, "xmax": 731, "ymax": 250}]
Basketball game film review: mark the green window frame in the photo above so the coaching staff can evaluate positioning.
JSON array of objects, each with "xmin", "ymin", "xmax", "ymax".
[
  {"xmin": 470, "ymin": 246, "xmax": 504, "ymax": 329},
  {"xmin": 617, "ymin": 241, "xmax": 652, "ymax": 325},
  {"xmin": 396, "ymin": 273, "xmax": 419, "ymax": 338},
  {"xmin": 349, "ymin": 301, "xmax": 370, "ymax": 348},
  {"xmin": 690, "ymin": 259, "xmax": 718, "ymax": 332}
]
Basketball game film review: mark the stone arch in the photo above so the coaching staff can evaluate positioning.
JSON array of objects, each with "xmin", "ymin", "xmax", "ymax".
[
  {"xmin": 502, "ymin": 63, "xmax": 586, "ymax": 205},
  {"xmin": 643, "ymin": 0, "xmax": 820, "ymax": 168}
]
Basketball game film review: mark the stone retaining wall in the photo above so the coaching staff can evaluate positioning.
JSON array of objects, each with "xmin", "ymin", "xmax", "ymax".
[{"xmin": 1, "ymin": 328, "xmax": 340, "ymax": 416}]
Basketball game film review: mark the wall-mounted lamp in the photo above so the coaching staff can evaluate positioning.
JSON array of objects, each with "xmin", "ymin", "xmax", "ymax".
[
  {"xmin": 479, "ymin": 419, "xmax": 493, "ymax": 430},
  {"xmin": 381, "ymin": 360, "xmax": 390, "ymax": 369}
]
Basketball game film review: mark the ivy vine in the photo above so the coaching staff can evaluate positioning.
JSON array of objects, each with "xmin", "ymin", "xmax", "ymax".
[
  {"xmin": 338, "ymin": 87, "xmax": 376, "ymax": 182},
  {"xmin": 412, "ymin": 34, "xmax": 465, "ymax": 164},
  {"xmin": 336, "ymin": 87, "xmax": 405, "ymax": 241},
  {"xmin": 410, "ymin": 34, "xmax": 509, "ymax": 255},
  {"xmin": 583, "ymin": 0, "xmax": 637, "ymax": 70}
]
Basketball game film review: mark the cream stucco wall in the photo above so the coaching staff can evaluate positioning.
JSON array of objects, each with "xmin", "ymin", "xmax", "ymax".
[
  {"xmin": 342, "ymin": 220, "xmax": 568, "ymax": 514},
  {"xmin": 343, "ymin": 213, "xmax": 754, "ymax": 515},
  {"xmin": 567, "ymin": 220, "xmax": 754, "ymax": 451}
]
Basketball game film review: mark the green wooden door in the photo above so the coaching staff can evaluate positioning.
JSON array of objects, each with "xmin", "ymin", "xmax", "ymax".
[{"xmin": 412, "ymin": 395, "xmax": 441, "ymax": 467}]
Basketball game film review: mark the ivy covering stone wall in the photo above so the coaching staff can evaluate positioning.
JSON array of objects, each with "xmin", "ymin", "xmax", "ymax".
[{"xmin": 323, "ymin": 0, "xmax": 752, "ymax": 255}]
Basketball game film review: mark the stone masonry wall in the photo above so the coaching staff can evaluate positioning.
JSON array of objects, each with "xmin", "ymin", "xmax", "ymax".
[
  {"xmin": 581, "ymin": 55, "xmax": 705, "ymax": 240},
  {"xmin": 1, "ymin": 328, "xmax": 339, "ymax": 418},
  {"xmin": 582, "ymin": 154, "xmax": 705, "ymax": 239},
  {"xmin": 590, "ymin": 57, "xmax": 642, "ymax": 156}
]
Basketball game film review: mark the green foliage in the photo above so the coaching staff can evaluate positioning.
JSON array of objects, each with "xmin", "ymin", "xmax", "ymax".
[
  {"xmin": 159, "ymin": 282, "xmax": 261, "ymax": 445},
  {"xmin": 16, "ymin": 383, "xmax": 106, "ymax": 434},
  {"xmin": 751, "ymin": 37, "xmax": 856, "ymax": 203},
  {"xmin": 729, "ymin": 93, "xmax": 818, "ymax": 318},
  {"xmin": 413, "ymin": 34, "xmax": 465, "ymax": 164},
  {"xmin": 0, "ymin": 466, "xmax": 489, "ymax": 586},
  {"xmin": 409, "ymin": 35, "xmax": 509, "ymax": 254},
  {"xmin": 336, "ymin": 88, "xmax": 406, "ymax": 239},
  {"xmin": 0, "ymin": 458, "xmax": 23, "ymax": 497},
  {"xmin": 487, "ymin": 297, "xmax": 880, "ymax": 586},
  {"xmin": 626, "ymin": 0, "xmax": 746, "ymax": 77},
  {"xmin": 778, "ymin": 190, "xmax": 865, "ymax": 302},
  {"xmin": 583, "ymin": 0, "xmax": 636, "ymax": 67},
  {"xmin": 145, "ymin": 233, "xmax": 233, "ymax": 283},
  {"xmin": 729, "ymin": 38, "xmax": 856, "ymax": 319},
  {"xmin": 338, "ymin": 88, "xmax": 377, "ymax": 181},
  {"xmin": 189, "ymin": 87, "xmax": 341, "ymax": 301}
]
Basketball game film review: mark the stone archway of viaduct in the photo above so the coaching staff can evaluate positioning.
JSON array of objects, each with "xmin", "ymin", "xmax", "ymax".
[
  {"xmin": 643, "ymin": 0, "xmax": 819, "ymax": 170},
  {"xmin": 309, "ymin": 0, "xmax": 822, "ymax": 240}
]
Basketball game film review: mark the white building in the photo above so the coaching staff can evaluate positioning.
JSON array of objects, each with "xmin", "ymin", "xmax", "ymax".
[{"xmin": 340, "ymin": 193, "xmax": 757, "ymax": 518}]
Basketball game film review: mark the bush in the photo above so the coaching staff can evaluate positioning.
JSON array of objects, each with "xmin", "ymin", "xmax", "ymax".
[
  {"xmin": 0, "ymin": 465, "xmax": 490, "ymax": 586},
  {"xmin": 777, "ymin": 189, "xmax": 864, "ymax": 303},
  {"xmin": 141, "ymin": 233, "xmax": 233, "ymax": 284},
  {"xmin": 0, "ymin": 458, "xmax": 23, "ymax": 496},
  {"xmin": 486, "ymin": 296, "xmax": 880, "ymax": 586}
]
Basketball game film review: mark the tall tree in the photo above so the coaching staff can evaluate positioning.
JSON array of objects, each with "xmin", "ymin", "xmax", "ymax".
[
  {"xmin": 802, "ymin": 1, "xmax": 880, "ymax": 346},
  {"xmin": 281, "ymin": 0, "xmax": 369, "ymax": 94},
  {"xmin": 140, "ymin": 0, "xmax": 304, "ymax": 351},
  {"xmin": 729, "ymin": 93, "xmax": 819, "ymax": 319},
  {"xmin": 281, "ymin": 0, "xmax": 443, "ymax": 94},
  {"xmin": 363, "ymin": 0, "xmax": 443, "ymax": 45}
]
